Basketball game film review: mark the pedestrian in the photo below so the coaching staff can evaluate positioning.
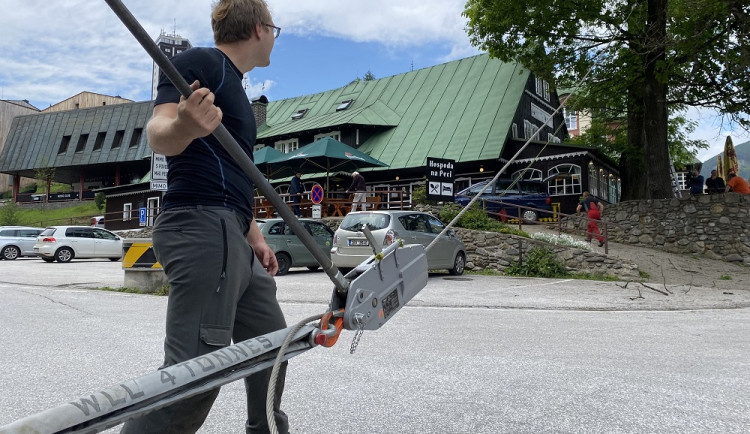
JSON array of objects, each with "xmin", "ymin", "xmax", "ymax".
[
  {"xmin": 289, "ymin": 171, "xmax": 303, "ymax": 217},
  {"xmin": 119, "ymin": 1, "xmax": 290, "ymax": 433},
  {"xmin": 576, "ymin": 191, "xmax": 605, "ymax": 247},
  {"xmin": 725, "ymin": 172, "xmax": 750, "ymax": 194},
  {"xmin": 688, "ymin": 169, "xmax": 704, "ymax": 195},
  {"xmin": 705, "ymin": 170, "xmax": 726, "ymax": 194},
  {"xmin": 346, "ymin": 171, "xmax": 367, "ymax": 212}
]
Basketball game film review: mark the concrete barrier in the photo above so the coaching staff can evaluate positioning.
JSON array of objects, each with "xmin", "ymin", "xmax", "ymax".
[{"xmin": 122, "ymin": 239, "xmax": 167, "ymax": 293}]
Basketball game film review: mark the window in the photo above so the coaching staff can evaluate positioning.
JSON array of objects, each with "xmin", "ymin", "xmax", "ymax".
[
  {"xmin": 129, "ymin": 128, "xmax": 142, "ymax": 148},
  {"xmin": 111, "ymin": 130, "xmax": 124, "ymax": 149},
  {"xmin": 548, "ymin": 133, "xmax": 561, "ymax": 143},
  {"xmin": 123, "ymin": 203, "xmax": 132, "ymax": 221},
  {"xmin": 336, "ymin": 100, "xmax": 353, "ymax": 111},
  {"xmin": 535, "ymin": 78, "xmax": 549, "ymax": 100},
  {"xmin": 75, "ymin": 134, "xmax": 88, "ymax": 153},
  {"xmin": 547, "ymin": 164, "xmax": 582, "ymax": 196},
  {"xmin": 313, "ymin": 131, "xmax": 341, "ymax": 142},
  {"xmin": 523, "ymin": 120, "xmax": 536, "ymax": 139},
  {"xmin": 93, "ymin": 132, "xmax": 106, "ymax": 151},
  {"xmin": 512, "ymin": 168, "xmax": 542, "ymax": 181},
  {"xmin": 564, "ymin": 108, "xmax": 578, "ymax": 130},
  {"xmin": 275, "ymin": 138, "xmax": 299, "ymax": 153},
  {"xmin": 291, "ymin": 108, "xmax": 308, "ymax": 120},
  {"xmin": 511, "ymin": 123, "xmax": 518, "ymax": 138},
  {"xmin": 530, "ymin": 103, "xmax": 550, "ymax": 124},
  {"xmin": 58, "ymin": 135, "xmax": 71, "ymax": 154}
]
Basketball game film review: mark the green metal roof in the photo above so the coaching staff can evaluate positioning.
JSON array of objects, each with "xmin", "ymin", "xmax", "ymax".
[
  {"xmin": 259, "ymin": 54, "xmax": 530, "ymax": 171},
  {"xmin": 0, "ymin": 101, "xmax": 153, "ymax": 180}
]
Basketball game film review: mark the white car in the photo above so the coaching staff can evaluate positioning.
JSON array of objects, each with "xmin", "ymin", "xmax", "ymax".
[
  {"xmin": 0, "ymin": 226, "xmax": 45, "ymax": 260},
  {"xmin": 34, "ymin": 226, "xmax": 123, "ymax": 263},
  {"xmin": 330, "ymin": 211, "xmax": 466, "ymax": 275}
]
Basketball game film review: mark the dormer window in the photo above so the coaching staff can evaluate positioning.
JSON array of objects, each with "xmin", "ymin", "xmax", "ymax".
[
  {"xmin": 336, "ymin": 99, "xmax": 353, "ymax": 111},
  {"xmin": 291, "ymin": 109, "xmax": 308, "ymax": 120}
]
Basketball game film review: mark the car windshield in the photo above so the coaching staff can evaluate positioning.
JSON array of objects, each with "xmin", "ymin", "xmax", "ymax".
[
  {"xmin": 339, "ymin": 213, "xmax": 390, "ymax": 232},
  {"xmin": 462, "ymin": 182, "xmax": 490, "ymax": 197}
]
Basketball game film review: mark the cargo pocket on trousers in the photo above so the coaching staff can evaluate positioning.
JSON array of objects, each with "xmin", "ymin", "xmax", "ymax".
[{"xmin": 200, "ymin": 324, "xmax": 232, "ymax": 347}]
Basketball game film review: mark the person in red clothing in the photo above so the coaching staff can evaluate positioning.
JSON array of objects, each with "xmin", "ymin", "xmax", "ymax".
[
  {"xmin": 576, "ymin": 191, "xmax": 605, "ymax": 247},
  {"xmin": 725, "ymin": 173, "xmax": 750, "ymax": 194}
]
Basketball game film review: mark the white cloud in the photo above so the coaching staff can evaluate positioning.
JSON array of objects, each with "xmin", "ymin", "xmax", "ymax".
[{"xmin": 687, "ymin": 107, "xmax": 750, "ymax": 162}]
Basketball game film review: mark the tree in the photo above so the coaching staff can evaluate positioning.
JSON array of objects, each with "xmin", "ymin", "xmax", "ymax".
[
  {"xmin": 34, "ymin": 166, "xmax": 55, "ymax": 207},
  {"xmin": 464, "ymin": 0, "xmax": 749, "ymax": 200},
  {"xmin": 362, "ymin": 70, "xmax": 376, "ymax": 81}
]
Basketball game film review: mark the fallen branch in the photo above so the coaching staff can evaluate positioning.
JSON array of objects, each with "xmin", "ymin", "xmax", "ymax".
[{"xmin": 639, "ymin": 282, "xmax": 669, "ymax": 296}]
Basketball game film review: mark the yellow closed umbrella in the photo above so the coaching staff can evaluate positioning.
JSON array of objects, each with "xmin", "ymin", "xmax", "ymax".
[
  {"xmin": 724, "ymin": 136, "xmax": 739, "ymax": 178},
  {"xmin": 717, "ymin": 155, "xmax": 724, "ymax": 180}
]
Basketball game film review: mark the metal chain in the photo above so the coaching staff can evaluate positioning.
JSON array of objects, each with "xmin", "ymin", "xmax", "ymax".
[{"xmin": 350, "ymin": 314, "xmax": 365, "ymax": 354}]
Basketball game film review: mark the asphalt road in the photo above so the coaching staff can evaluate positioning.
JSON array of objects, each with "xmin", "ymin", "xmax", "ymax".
[{"xmin": 0, "ymin": 259, "xmax": 748, "ymax": 433}]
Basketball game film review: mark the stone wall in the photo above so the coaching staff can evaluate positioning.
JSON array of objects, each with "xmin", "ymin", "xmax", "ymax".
[{"xmin": 563, "ymin": 193, "xmax": 750, "ymax": 265}]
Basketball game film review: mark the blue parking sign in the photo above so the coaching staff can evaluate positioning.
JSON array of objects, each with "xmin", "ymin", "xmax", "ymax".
[{"xmin": 139, "ymin": 207, "xmax": 147, "ymax": 227}]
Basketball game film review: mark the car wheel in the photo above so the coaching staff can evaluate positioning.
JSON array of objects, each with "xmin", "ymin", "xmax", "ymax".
[
  {"xmin": 449, "ymin": 252, "xmax": 465, "ymax": 276},
  {"xmin": 55, "ymin": 247, "xmax": 73, "ymax": 263},
  {"xmin": 522, "ymin": 209, "xmax": 538, "ymax": 221},
  {"xmin": 2, "ymin": 245, "xmax": 20, "ymax": 260},
  {"xmin": 42, "ymin": 257, "xmax": 55, "ymax": 263},
  {"xmin": 275, "ymin": 252, "xmax": 291, "ymax": 276},
  {"xmin": 306, "ymin": 265, "xmax": 320, "ymax": 271}
]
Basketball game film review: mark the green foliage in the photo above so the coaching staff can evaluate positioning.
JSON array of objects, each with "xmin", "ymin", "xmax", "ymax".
[
  {"xmin": 504, "ymin": 246, "xmax": 569, "ymax": 278},
  {"xmin": 362, "ymin": 70, "xmax": 376, "ymax": 81},
  {"xmin": 94, "ymin": 192, "xmax": 106, "ymax": 211},
  {"xmin": 440, "ymin": 203, "xmax": 530, "ymax": 235},
  {"xmin": 12, "ymin": 202, "xmax": 99, "ymax": 227},
  {"xmin": 0, "ymin": 201, "xmax": 21, "ymax": 225},
  {"xmin": 20, "ymin": 183, "xmax": 37, "ymax": 194},
  {"xmin": 464, "ymin": 0, "xmax": 748, "ymax": 199},
  {"xmin": 720, "ymin": 275, "xmax": 732, "ymax": 281}
]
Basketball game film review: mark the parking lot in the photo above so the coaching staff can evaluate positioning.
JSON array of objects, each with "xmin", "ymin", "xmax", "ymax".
[{"xmin": 1, "ymin": 258, "xmax": 749, "ymax": 433}]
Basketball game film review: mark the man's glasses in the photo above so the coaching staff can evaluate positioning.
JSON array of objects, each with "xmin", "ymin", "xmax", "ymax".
[{"xmin": 263, "ymin": 24, "xmax": 281, "ymax": 39}]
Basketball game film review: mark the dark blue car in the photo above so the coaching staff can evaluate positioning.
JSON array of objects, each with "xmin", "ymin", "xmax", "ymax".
[{"xmin": 455, "ymin": 179, "xmax": 552, "ymax": 221}]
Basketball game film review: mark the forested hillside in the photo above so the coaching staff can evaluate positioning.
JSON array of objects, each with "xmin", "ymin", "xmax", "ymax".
[{"xmin": 700, "ymin": 140, "xmax": 750, "ymax": 179}]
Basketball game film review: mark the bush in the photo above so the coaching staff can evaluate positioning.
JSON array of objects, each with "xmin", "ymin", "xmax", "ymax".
[
  {"xmin": 440, "ymin": 203, "xmax": 509, "ymax": 232},
  {"xmin": 0, "ymin": 201, "xmax": 21, "ymax": 225},
  {"xmin": 504, "ymin": 246, "xmax": 569, "ymax": 278},
  {"xmin": 95, "ymin": 192, "xmax": 106, "ymax": 211}
]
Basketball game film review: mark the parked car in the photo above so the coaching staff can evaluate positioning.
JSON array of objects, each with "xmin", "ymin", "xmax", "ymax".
[
  {"xmin": 0, "ymin": 226, "xmax": 45, "ymax": 260},
  {"xmin": 454, "ymin": 178, "xmax": 552, "ymax": 221},
  {"xmin": 33, "ymin": 226, "xmax": 123, "ymax": 263},
  {"xmin": 330, "ymin": 211, "xmax": 466, "ymax": 275},
  {"xmin": 256, "ymin": 218, "xmax": 334, "ymax": 275},
  {"xmin": 91, "ymin": 216, "xmax": 105, "ymax": 228}
]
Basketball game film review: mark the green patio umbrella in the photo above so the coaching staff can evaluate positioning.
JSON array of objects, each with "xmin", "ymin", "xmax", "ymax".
[
  {"xmin": 274, "ymin": 137, "xmax": 388, "ymax": 191},
  {"xmin": 252, "ymin": 146, "xmax": 298, "ymax": 180}
]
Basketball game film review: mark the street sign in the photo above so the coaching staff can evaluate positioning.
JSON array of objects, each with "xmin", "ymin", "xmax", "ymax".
[
  {"xmin": 151, "ymin": 153, "xmax": 168, "ymax": 191},
  {"xmin": 139, "ymin": 207, "xmax": 147, "ymax": 227},
  {"xmin": 310, "ymin": 184, "xmax": 324, "ymax": 204},
  {"xmin": 426, "ymin": 157, "xmax": 455, "ymax": 201},
  {"xmin": 312, "ymin": 204, "xmax": 322, "ymax": 219}
]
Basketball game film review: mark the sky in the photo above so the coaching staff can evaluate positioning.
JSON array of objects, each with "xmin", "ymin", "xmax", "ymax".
[{"xmin": 0, "ymin": 0, "xmax": 747, "ymax": 162}]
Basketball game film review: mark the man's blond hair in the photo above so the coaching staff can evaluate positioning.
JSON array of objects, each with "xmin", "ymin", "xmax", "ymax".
[{"xmin": 211, "ymin": 0, "xmax": 272, "ymax": 45}]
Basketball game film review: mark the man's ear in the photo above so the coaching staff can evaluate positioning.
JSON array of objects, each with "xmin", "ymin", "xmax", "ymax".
[{"xmin": 254, "ymin": 23, "xmax": 264, "ymax": 39}]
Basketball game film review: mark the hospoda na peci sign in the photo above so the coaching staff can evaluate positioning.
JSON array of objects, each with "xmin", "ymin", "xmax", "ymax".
[{"xmin": 426, "ymin": 157, "xmax": 455, "ymax": 201}]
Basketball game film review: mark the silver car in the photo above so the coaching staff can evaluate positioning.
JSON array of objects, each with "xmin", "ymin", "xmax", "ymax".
[
  {"xmin": 0, "ymin": 226, "xmax": 45, "ymax": 260},
  {"xmin": 330, "ymin": 211, "xmax": 466, "ymax": 275},
  {"xmin": 33, "ymin": 226, "xmax": 123, "ymax": 263}
]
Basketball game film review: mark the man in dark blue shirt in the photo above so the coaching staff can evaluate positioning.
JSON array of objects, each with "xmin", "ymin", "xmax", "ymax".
[
  {"xmin": 120, "ymin": 1, "xmax": 289, "ymax": 433},
  {"xmin": 689, "ymin": 169, "xmax": 704, "ymax": 195},
  {"xmin": 289, "ymin": 171, "xmax": 303, "ymax": 216}
]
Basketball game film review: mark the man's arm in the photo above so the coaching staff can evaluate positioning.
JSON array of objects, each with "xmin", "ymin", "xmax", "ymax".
[
  {"xmin": 147, "ymin": 80, "xmax": 223, "ymax": 156},
  {"xmin": 247, "ymin": 217, "xmax": 279, "ymax": 276}
]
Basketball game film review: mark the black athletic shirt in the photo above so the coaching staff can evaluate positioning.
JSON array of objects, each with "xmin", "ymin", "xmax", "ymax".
[{"xmin": 154, "ymin": 47, "xmax": 256, "ymax": 220}]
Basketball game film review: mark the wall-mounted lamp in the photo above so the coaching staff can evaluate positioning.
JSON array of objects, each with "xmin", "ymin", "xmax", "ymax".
[
  {"xmin": 589, "ymin": 161, "xmax": 594, "ymax": 166},
  {"xmin": 395, "ymin": 175, "xmax": 400, "ymax": 181},
  {"xmin": 479, "ymin": 165, "xmax": 484, "ymax": 172}
]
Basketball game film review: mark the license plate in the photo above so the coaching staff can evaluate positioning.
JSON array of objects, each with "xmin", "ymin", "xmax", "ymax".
[{"xmin": 348, "ymin": 239, "xmax": 369, "ymax": 246}]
